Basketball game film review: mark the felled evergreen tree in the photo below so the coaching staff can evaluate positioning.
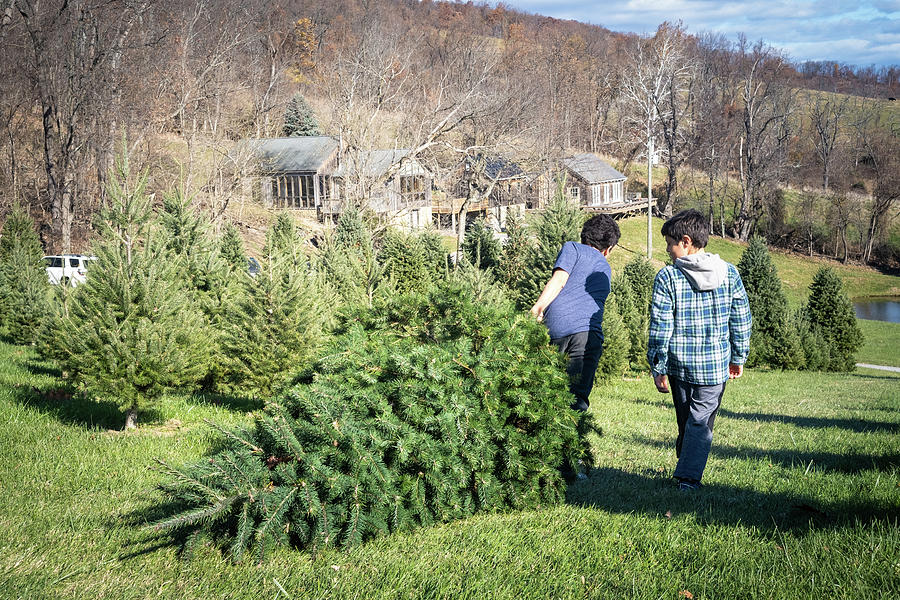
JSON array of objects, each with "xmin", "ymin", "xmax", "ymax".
[
  {"xmin": 282, "ymin": 93, "xmax": 321, "ymax": 137},
  {"xmin": 0, "ymin": 205, "xmax": 49, "ymax": 343},
  {"xmin": 149, "ymin": 281, "xmax": 595, "ymax": 561},
  {"xmin": 217, "ymin": 218, "xmax": 330, "ymax": 398},
  {"xmin": 49, "ymin": 154, "xmax": 208, "ymax": 428},
  {"xmin": 804, "ymin": 266, "xmax": 863, "ymax": 371},
  {"xmin": 517, "ymin": 195, "xmax": 584, "ymax": 309},
  {"xmin": 461, "ymin": 217, "xmax": 501, "ymax": 270}
]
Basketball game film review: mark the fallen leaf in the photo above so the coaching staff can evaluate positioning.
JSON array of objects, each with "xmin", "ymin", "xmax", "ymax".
[
  {"xmin": 679, "ymin": 590, "xmax": 694, "ymax": 599},
  {"xmin": 664, "ymin": 510, "xmax": 673, "ymax": 519}
]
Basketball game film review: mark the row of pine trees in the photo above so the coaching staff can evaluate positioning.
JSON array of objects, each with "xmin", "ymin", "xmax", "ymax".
[{"xmin": 0, "ymin": 152, "xmax": 862, "ymax": 560}]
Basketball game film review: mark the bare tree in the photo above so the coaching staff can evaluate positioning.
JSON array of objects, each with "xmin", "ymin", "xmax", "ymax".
[
  {"xmin": 622, "ymin": 22, "xmax": 695, "ymax": 218},
  {"xmin": 13, "ymin": 0, "xmax": 156, "ymax": 252},
  {"xmin": 733, "ymin": 39, "xmax": 795, "ymax": 241},
  {"xmin": 808, "ymin": 91, "xmax": 848, "ymax": 192}
]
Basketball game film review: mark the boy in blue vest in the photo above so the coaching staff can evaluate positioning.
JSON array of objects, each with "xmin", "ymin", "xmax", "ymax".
[
  {"xmin": 530, "ymin": 214, "xmax": 620, "ymax": 412},
  {"xmin": 648, "ymin": 209, "xmax": 752, "ymax": 491}
]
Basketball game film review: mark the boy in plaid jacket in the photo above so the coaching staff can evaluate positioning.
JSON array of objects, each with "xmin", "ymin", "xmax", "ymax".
[{"xmin": 648, "ymin": 210, "xmax": 752, "ymax": 490}]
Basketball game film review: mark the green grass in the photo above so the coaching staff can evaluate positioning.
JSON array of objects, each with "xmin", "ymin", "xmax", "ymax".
[
  {"xmin": 1, "ymin": 339, "xmax": 898, "ymax": 599},
  {"xmin": 610, "ymin": 216, "xmax": 900, "ymax": 306},
  {"xmin": 856, "ymin": 319, "xmax": 900, "ymax": 367}
]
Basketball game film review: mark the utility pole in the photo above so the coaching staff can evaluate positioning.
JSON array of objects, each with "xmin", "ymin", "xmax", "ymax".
[{"xmin": 646, "ymin": 126, "xmax": 654, "ymax": 259}]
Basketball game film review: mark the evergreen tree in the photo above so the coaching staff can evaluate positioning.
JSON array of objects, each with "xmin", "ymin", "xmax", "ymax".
[
  {"xmin": 516, "ymin": 195, "xmax": 584, "ymax": 309},
  {"xmin": 282, "ymin": 93, "xmax": 321, "ymax": 137},
  {"xmin": 594, "ymin": 289, "xmax": 630, "ymax": 379},
  {"xmin": 319, "ymin": 210, "xmax": 387, "ymax": 308},
  {"xmin": 804, "ymin": 266, "xmax": 863, "ymax": 371},
  {"xmin": 461, "ymin": 217, "xmax": 501, "ymax": 270},
  {"xmin": 158, "ymin": 189, "xmax": 234, "ymax": 387},
  {"xmin": 495, "ymin": 212, "xmax": 531, "ymax": 307},
  {"xmin": 49, "ymin": 154, "xmax": 208, "ymax": 428},
  {"xmin": 218, "ymin": 220, "xmax": 330, "ymax": 398},
  {"xmin": 219, "ymin": 223, "xmax": 247, "ymax": 272},
  {"xmin": 618, "ymin": 255, "xmax": 655, "ymax": 370},
  {"xmin": 378, "ymin": 228, "xmax": 445, "ymax": 295},
  {"xmin": 150, "ymin": 281, "xmax": 596, "ymax": 560},
  {"xmin": 0, "ymin": 204, "xmax": 43, "ymax": 262},
  {"xmin": 0, "ymin": 205, "xmax": 49, "ymax": 343}
]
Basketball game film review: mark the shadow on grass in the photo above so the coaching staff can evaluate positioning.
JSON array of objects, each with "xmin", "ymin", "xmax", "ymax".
[
  {"xmin": 10, "ymin": 383, "xmax": 145, "ymax": 430},
  {"xmin": 566, "ymin": 467, "xmax": 900, "ymax": 533},
  {"xmin": 717, "ymin": 408, "xmax": 899, "ymax": 433},
  {"xmin": 631, "ymin": 434, "xmax": 900, "ymax": 475},
  {"xmin": 190, "ymin": 390, "xmax": 264, "ymax": 413}
]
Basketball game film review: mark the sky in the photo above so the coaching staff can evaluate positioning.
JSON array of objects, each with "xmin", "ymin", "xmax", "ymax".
[{"xmin": 499, "ymin": 1, "xmax": 900, "ymax": 68}]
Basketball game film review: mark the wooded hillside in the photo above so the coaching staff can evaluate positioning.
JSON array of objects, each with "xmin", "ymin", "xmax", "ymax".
[{"xmin": 1, "ymin": 0, "xmax": 898, "ymax": 265}]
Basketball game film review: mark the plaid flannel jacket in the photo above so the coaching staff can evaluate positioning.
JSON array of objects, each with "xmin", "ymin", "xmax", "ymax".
[{"xmin": 647, "ymin": 262, "xmax": 752, "ymax": 385}]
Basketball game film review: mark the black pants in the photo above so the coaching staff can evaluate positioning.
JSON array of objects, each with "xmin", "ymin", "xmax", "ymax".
[{"xmin": 551, "ymin": 330, "xmax": 603, "ymax": 411}]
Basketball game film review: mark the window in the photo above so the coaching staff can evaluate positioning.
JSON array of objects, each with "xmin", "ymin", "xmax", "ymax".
[
  {"xmin": 271, "ymin": 174, "xmax": 317, "ymax": 208},
  {"xmin": 46, "ymin": 257, "xmax": 62, "ymax": 268},
  {"xmin": 569, "ymin": 186, "xmax": 580, "ymax": 202},
  {"xmin": 400, "ymin": 176, "xmax": 427, "ymax": 204}
]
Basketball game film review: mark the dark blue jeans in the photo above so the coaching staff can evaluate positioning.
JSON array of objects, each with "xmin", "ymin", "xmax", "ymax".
[
  {"xmin": 670, "ymin": 377, "xmax": 726, "ymax": 483},
  {"xmin": 551, "ymin": 330, "xmax": 603, "ymax": 412}
]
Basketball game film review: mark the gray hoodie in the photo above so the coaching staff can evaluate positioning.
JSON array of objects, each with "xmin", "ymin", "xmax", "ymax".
[{"xmin": 674, "ymin": 252, "xmax": 728, "ymax": 291}]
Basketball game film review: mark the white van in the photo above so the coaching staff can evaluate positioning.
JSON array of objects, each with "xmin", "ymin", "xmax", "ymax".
[{"xmin": 44, "ymin": 254, "xmax": 97, "ymax": 286}]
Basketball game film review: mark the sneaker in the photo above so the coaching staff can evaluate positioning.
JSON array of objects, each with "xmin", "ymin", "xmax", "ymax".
[{"xmin": 677, "ymin": 479, "xmax": 701, "ymax": 491}]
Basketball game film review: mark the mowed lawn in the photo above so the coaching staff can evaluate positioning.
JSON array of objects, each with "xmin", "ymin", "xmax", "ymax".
[{"xmin": 1, "ymin": 338, "xmax": 898, "ymax": 600}]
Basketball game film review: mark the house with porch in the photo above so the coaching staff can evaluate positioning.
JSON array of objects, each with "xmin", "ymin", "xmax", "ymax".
[
  {"xmin": 561, "ymin": 153, "xmax": 627, "ymax": 208},
  {"xmin": 435, "ymin": 155, "xmax": 529, "ymax": 231},
  {"xmin": 243, "ymin": 137, "xmax": 433, "ymax": 228}
]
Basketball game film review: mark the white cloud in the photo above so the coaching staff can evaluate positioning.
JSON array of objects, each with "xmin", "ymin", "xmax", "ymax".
[{"xmin": 499, "ymin": 0, "xmax": 900, "ymax": 66}]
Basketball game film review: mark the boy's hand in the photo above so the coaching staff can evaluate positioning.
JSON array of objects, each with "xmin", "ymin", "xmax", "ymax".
[
  {"xmin": 729, "ymin": 364, "xmax": 743, "ymax": 379},
  {"xmin": 654, "ymin": 374, "xmax": 669, "ymax": 393},
  {"xmin": 530, "ymin": 304, "xmax": 544, "ymax": 322}
]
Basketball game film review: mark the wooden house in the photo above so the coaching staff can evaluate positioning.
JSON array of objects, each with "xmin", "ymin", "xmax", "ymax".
[
  {"xmin": 248, "ymin": 136, "xmax": 340, "ymax": 213},
  {"xmin": 328, "ymin": 149, "xmax": 433, "ymax": 229},
  {"xmin": 244, "ymin": 138, "xmax": 433, "ymax": 228},
  {"xmin": 561, "ymin": 153, "xmax": 627, "ymax": 207},
  {"xmin": 436, "ymin": 155, "xmax": 528, "ymax": 231}
]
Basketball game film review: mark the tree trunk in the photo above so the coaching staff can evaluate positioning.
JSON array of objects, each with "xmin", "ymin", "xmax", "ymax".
[{"xmin": 125, "ymin": 408, "xmax": 138, "ymax": 430}]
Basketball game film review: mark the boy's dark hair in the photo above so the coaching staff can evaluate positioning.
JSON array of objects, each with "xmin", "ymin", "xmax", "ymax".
[
  {"xmin": 661, "ymin": 209, "xmax": 709, "ymax": 248},
  {"xmin": 581, "ymin": 214, "xmax": 620, "ymax": 251}
]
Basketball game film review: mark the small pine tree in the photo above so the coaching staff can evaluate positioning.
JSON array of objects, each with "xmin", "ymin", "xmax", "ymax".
[
  {"xmin": 282, "ymin": 93, "xmax": 321, "ymax": 137},
  {"xmin": 0, "ymin": 205, "xmax": 50, "ymax": 343},
  {"xmin": 319, "ymin": 210, "xmax": 387, "ymax": 308},
  {"xmin": 594, "ymin": 290, "xmax": 630, "ymax": 379},
  {"xmin": 0, "ymin": 204, "xmax": 43, "ymax": 262},
  {"xmin": 378, "ymin": 228, "xmax": 444, "ymax": 295},
  {"xmin": 495, "ymin": 212, "xmax": 531, "ymax": 307},
  {"xmin": 804, "ymin": 266, "xmax": 863, "ymax": 371},
  {"xmin": 49, "ymin": 154, "xmax": 208, "ymax": 428},
  {"xmin": 516, "ymin": 195, "xmax": 584, "ymax": 309},
  {"xmin": 618, "ymin": 255, "xmax": 655, "ymax": 370},
  {"xmin": 218, "ymin": 222, "xmax": 329, "ymax": 398},
  {"xmin": 461, "ymin": 217, "xmax": 501, "ymax": 270},
  {"xmin": 219, "ymin": 223, "xmax": 247, "ymax": 272}
]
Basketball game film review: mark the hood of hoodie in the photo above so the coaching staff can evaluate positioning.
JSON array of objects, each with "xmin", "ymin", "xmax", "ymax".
[{"xmin": 674, "ymin": 252, "xmax": 728, "ymax": 291}]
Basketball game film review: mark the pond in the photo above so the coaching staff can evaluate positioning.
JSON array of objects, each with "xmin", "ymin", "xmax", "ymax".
[{"xmin": 853, "ymin": 298, "xmax": 900, "ymax": 323}]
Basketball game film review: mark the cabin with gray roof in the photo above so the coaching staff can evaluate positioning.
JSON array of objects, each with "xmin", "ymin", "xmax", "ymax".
[
  {"xmin": 328, "ymin": 149, "xmax": 432, "ymax": 228},
  {"xmin": 247, "ymin": 136, "xmax": 340, "ymax": 211},
  {"xmin": 243, "ymin": 137, "xmax": 433, "ymax": 228},
  {"xmin": 561, "ymin": 153, "xmax": 627, "ymax": 207}
]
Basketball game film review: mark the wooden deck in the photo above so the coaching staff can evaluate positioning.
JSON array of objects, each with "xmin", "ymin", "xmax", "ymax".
[{"xmin": 582, "ymin": 198, "xmax": 650, "ymax": 215}]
